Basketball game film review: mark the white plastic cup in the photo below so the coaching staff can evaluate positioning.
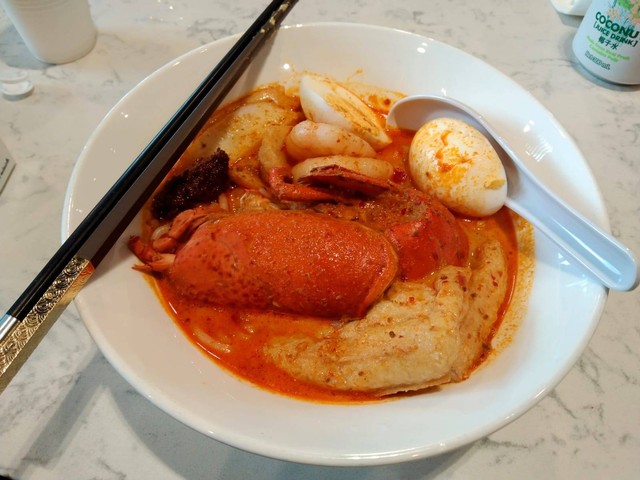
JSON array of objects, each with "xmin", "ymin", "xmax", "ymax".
[
  {"xmin": 572, "ymin": 0, "xmax": 640, "ymax": 85},
  {"xmin": 0, "ymin": 0, "xmax": 96, "ymax": 64}
]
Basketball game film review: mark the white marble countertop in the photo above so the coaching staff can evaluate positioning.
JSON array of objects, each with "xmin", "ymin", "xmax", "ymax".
[{"xmin": 1, "ymin": 0, "xmax": 639, "ymax": 478}]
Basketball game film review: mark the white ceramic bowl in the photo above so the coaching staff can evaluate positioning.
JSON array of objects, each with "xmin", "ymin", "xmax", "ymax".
[{"xmin": 63, "ymin": 23, "xmax": 607, "ymax": 466}]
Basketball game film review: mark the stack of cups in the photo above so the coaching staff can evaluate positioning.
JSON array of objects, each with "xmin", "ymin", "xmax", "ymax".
[{"xmin": 0, "ymin": 0, "xmax": 96, "ymax": 64}]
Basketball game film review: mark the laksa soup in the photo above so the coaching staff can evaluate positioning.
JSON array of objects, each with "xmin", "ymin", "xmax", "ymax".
[{"xmin": 128, "ymin": 73, "xmax": 534, "ymax": 403}]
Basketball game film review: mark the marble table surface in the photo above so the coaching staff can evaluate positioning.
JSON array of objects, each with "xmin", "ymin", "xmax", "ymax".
[{"xmin": 1, "ymin": 0, "xmax": 639, "ymax": 478}]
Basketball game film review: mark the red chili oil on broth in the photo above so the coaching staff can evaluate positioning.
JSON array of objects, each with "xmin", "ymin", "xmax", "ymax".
[{"xmin": 153, "ymin": 207, "xmax": 519, "ymax": 403}]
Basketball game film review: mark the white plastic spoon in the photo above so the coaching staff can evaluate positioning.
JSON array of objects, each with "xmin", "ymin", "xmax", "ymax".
[{"xmin": 386, "ymin": 94, "xmax": 639, "ymax": 291}]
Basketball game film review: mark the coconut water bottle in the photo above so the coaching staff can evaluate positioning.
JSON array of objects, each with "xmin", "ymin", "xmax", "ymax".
[{"xmin": 572, "ymin": 0, "xmax": 640, "ymax": 84}]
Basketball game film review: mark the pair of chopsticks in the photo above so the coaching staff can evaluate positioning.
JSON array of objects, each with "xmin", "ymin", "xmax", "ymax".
[{"xmin": 0, "ymin": 0, "xmax": 299, "ymax": 394}]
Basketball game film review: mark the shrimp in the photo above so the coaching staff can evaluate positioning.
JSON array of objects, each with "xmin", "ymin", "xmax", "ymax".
[
  {"xmin": 284, "ymin": 120, "xmax": 377, "ymax": 162},
  {"xmin": 257, "ymin": 124, "xmax": 393, "ymax": 201},
  {"xmin": 258, "ymin": 125, "xmax": 341, "ymax": 202},
  {"xmin": 264, "ymin": 240, "xmax": 507, "ymax": 396}
]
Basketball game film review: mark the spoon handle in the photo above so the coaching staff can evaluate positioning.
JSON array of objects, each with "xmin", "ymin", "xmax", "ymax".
[
  {"xmin": 505, "ymin": 164, "xmax": 639, "ymax": 291},
  {"xmin": 466, "ymin": 104, "xmax": 638, "ymax": 291}
]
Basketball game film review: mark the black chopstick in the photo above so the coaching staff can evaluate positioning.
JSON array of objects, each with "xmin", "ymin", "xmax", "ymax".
[{"xmin": 0, "ymin": 0, "xmax": 298, "ymax": 393}]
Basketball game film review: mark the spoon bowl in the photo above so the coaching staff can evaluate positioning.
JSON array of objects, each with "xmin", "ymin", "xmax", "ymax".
[{"xmin": 387, "ymin": 94, "xmax": 639, "ymax": 291}]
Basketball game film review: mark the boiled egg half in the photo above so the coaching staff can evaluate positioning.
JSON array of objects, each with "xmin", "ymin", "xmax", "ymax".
[
  {"xmin": 408, "ymin": 117, "xmax": 507, "ymax": 217},
  {"xmin": 298, "ymin": 74, "xmax": 391, "ymax": 151}
]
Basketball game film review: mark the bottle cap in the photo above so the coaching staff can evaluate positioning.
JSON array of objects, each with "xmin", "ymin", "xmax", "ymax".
[{"xmin": 0, "ymin": 67, "xmax": 34, "ymax": 99}]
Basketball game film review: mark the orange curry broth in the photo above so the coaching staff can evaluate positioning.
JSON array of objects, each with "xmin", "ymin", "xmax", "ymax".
[
  {"xmin": 144, "ymin": 123, "xmax": 519, "ymax": 403},
  {"xmin": 155, "ymin": 211, "xmax": 518, "ymax": 403}
]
